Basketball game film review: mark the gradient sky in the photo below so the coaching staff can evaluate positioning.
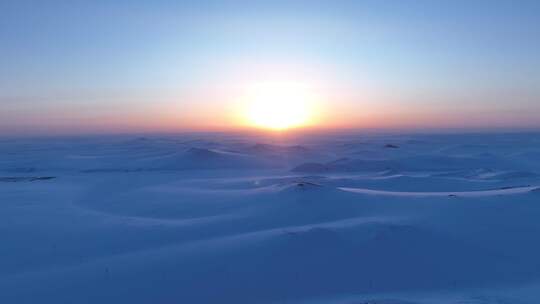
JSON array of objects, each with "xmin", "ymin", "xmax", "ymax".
[{"xmin": 1, "ymin": 0, "xmax": 539, "ymax": 134}]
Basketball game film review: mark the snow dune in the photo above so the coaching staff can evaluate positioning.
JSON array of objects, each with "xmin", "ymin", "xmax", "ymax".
[
  {"xmin": 339, "ymin": 184, "xmax": 538, "ymax": 197},
  {"xmin": 1, "ymin": 132, "xmax": 540, "ymax": 303}
]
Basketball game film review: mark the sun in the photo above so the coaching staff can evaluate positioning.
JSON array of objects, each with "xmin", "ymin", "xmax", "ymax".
[{"xmin": 242, "ymin": 82, "xmax": 316, "ymax": 130}]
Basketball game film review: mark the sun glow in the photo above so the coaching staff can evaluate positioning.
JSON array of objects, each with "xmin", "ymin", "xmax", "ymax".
[{"xmin": 242, "ymin": 82, "xmax": 317, "ymax": 130}]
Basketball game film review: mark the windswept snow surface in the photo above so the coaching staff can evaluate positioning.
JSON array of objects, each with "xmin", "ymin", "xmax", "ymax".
[{"xmin": 1, "ymin": 132, "xmax": 540, "ymax": 303}]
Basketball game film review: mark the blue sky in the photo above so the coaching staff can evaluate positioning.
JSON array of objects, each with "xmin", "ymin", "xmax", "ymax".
[{"xmin": 1, "ymin": 0, "xmax": 539, "ymax": 133}]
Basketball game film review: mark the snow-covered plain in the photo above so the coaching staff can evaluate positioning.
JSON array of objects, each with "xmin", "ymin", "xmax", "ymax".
[{"xmin": 1, "ymin": 132, "xmax": 540, "ymax": 303}]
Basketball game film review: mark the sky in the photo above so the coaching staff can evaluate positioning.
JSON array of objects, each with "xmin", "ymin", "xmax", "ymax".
[{"xmin": 1, "ymin": 0, "xmax": 539, "ymax": 134}]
